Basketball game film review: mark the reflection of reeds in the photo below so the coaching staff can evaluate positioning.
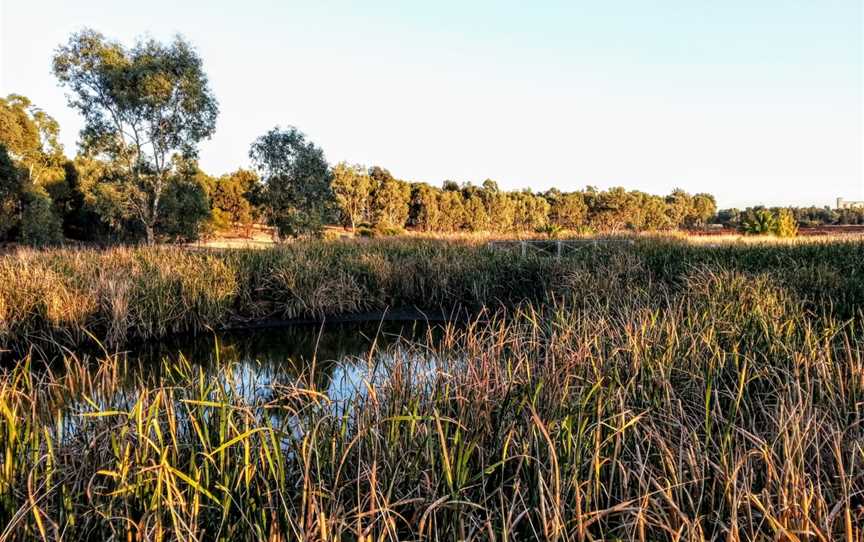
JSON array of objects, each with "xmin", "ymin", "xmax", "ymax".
[{"xmin": 2, "ymin": 265, "xmax": 863, "ymax": 540}]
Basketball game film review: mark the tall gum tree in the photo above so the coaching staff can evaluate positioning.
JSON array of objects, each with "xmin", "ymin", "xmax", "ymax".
[
  {"xmin": 331, "ymin": 162, "xmax": 372, "ymax": 232},
  {"xmin": 250, "ymin": 126, "xmax": 333, "ymax": 239},
  {"xmin": 52, "ymin": 29, "xmax": 218, "ymax": 244}
]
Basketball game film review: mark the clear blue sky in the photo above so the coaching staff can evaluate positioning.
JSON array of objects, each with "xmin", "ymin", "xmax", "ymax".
[{"xmin": 1, "ymin": 0, "xmax": 861, "ymax": 208}]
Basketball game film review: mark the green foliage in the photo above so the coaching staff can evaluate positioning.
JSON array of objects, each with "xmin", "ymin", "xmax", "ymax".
[
  {"xmin": 0, "ymin": 94, "xmax": 68, "ymax": 243},
  {"xmin": 325, "ymin": 167, "xmax": 717, "ymax": 235},
  {"xmin": 463, "ymin": 194, "xmax": 489, "ymax": 231},
  {"xmin": 73, "ymin": 154, "xmax": 145, "ymax": 241},
  {"xmin": 20, "ymin": 187, "xmax": 63, "ymax": 246},
  {"xmin": 356, "ymin": 225, "xmax": 376, "ymax": 238},
  {"xmin": 53, "ymin": 29, "xmax": 218, "ymax": 243},
  {"xmin": 719, "ymin": 206, "xmax": 831, "ymax": 231},
  {"xmin": 548, "ymin": 191, "xmax": 587, "ymax": 229},
  {"xmin": 0, "ymin": 144, "xmax": 22, "ymax": 240},
  {"xmin": 331, "ymin": 162, "xmax": 373, "ymax": 231},
  {"xmin": 375, "ymin": 225, "xmax": 405, "ymax": 236},
  {"xmin": 157, "ymin": 172, "xmax": 212, "ymax": 242},
  {"xmin": 41, "ymin": 160, "xmax": 104, "ymax": 241},
  {"xmin": 369, "ymin": 167, "xmax": 411, "ymax": 229},
  {"xmin": 741, "ymin": 209, "xmax": 777, "ymax": 235},
  {"xmin": 0, "ymin": 94, "xmax": 65, "ymax": 185},
  {"xmin": 536, "ymin": 223, "xmax": 562, "ymax": 239},
  {"xmin": 408, "ymin": 183, "xmax": 440, "ymax": 231},
  {"xmin": 250, "ymin": 126, "xmax": 333, "ymax": 239},
  {"xmin": 665, "ymin": 188, "xmax": 693, "ymax": 227},
  {"xmin": 205, "ymin": 169, "xmax": 259, "ymax": 235},
  {"xmin": 321, "ymin": 228, "xmax": 343, "ymax": 241},
  {"xmin": 435, "ymin": 190, "xmax": 467, "ymax": 231},
  {"xmin": 690, "ymin": 193, "xmax": 717, "ymax": 227},
  {"xmin": 511, "ymin": 189, "xmax": 550, "ymax": 230},
  {"xmin": 741, "ymin": 208, "xmax": 798, "ymax": 237},
  {"xmin": 585, "ymin": 187, "xmax": 633, "ymax": 231}
]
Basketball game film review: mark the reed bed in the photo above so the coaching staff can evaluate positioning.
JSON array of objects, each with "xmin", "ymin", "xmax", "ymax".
[
  {"xmin": 2, "ymin": 237, "xmax": 864, "ymax": 351},
  {"xmin": 1, "ymin": 252, "xmax": 863, "ymax": 540}
]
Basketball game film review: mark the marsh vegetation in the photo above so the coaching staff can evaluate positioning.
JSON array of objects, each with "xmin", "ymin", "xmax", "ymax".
[{"xmin": 1, "ymin": 237, "xmax": 863, "ymax": 540}]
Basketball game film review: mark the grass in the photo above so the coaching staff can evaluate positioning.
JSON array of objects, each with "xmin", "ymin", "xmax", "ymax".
[
  {"xmin": 0, "ymin": 238, "xmax": 564, "ymax": 350},
  {"xmin": 1, "ymin": 237, "xmax": 863, "ymax": 540},
  {"xmin": 3, "ymin": 236, "xmax": 864, "ymax": 350}
]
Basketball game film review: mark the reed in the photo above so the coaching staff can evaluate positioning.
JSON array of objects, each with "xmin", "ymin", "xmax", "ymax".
[
  {"xmin": 2, "ymin": 237, "xmax": 864, "ymax": 351},
  {"xmin": 1, "ymin": 248, "xmax": 862, "ymax": 540}
]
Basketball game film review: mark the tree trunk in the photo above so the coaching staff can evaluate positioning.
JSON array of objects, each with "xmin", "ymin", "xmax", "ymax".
[
  {"xmin": 147, "ymin": 178, "xmax": 163, "ymax": 245},
  {"xmin": 144, "ymin": 222, "xmax": 155, "ymax": 245}
]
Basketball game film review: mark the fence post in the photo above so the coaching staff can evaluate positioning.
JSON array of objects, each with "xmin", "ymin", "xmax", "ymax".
[
  {"xmin": 521, "ymin": 241, "xmax": 527, "ymax": 258},
  {"xmin": 556, "ymin": 240, "xmax": 562, "ymax": 259}
]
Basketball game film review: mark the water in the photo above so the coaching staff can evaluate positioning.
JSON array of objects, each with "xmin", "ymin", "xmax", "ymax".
[
  {"xmin": 112, "ymin": 319, "xmax": 447, "ymax": 403},
  {"xmin": 2, "ymin": 319, "xmax": 452, "ymax": 450}
]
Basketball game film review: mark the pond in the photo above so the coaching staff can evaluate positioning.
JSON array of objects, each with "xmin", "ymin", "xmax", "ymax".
[
  {"xmin": 2, "ymin": 319, "xmax": 458, "ymax": 452},
  {"xmin": 20, "ymin": 319, "xmax": 452, "ymax": 407}
]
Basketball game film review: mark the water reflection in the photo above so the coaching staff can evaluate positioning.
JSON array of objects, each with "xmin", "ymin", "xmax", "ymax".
[{"xmin": 124, "ymin": 319, "xmax": 446, "ymax": 403}]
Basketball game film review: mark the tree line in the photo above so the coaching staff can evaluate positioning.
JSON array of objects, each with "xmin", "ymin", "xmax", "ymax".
[
  {"xmin": 21, "ymin": 29, "xmax": 853, "ymax": 246},
  {"xmin": 330, "ymin": 164, "xmax": 717, "ymax": 235},
  {"xmin": 716, "ymin": 206, "xmax": 864, "ymax": 229}
]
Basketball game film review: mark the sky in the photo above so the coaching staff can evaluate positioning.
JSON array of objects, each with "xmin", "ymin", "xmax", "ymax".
[{"xmin": 1, "ymin": 0, "xmax": 862, "ymax": 209}]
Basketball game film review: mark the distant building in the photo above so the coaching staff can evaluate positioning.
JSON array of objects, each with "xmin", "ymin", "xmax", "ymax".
[{"xmin": 836, "ymin": 198, "xmax": 864, "ymax": 210}]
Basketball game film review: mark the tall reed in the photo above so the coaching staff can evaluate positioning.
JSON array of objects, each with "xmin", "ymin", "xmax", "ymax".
[
  {"xmin": 1, "ymin": 261, "xmax": 862, "ymax": 540},
  {"xmin": 3, "ymin": 237, "xmax": 864, "ymax": 351}
]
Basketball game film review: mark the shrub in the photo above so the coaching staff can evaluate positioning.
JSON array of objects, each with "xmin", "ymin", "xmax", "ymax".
[
  {"xmin": 375, "ymin": 225, "xmax": 405, "ymax": 236},
  {"xmin": 535, "ymin": 223, "xmax": 562, "ymax": 239},
  {"xmin": 321, "ymin": 229, "xmax": 344, "ymax": 241},
  {"xmin": 741, "ymin": 208, "xmax": 799, "ymax": 237},
  {"xmin": 775, "ymin": 208, "xmax": 799, "ymax": 237},
  {"xmin": 357, "ymin": 226, "xmax": 376, "ymax": 238},
  {"xmin": 20, "ymin": 189, "xmax": 63, "ymax": 246},
  {"xmin": 741, "ymin": 209, "xmax": 777, "ymax": 235}
]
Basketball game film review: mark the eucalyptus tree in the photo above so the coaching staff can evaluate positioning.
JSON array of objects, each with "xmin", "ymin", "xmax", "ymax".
[
  {"xmin": 690, "ymin": 193, "xmax": 718, "ymax": 228},
  {"xmin": 370, "ymin": 174, "xmax": 411, "ymax": 229},
  {"xmin": 205, "ymin": 169, "xmax": 259, "ymax": 234},
  {"xmin": 331, "ymin": 162, "xmax": 372, "ymax": 231},
  {"xmin": 408, "ymin": 183, "xmax": 441, "ymax": 231},
  {"xmin": 250, "ymin": 126, "xmax": 333, "ymax": 238},
  {"xmin": 0, "ymin": 94, "xmax": 65, "ymax": 185},
  {"xmin": 665, "ymin": 188, "xmax": 694, "ymax": 229},
  {"xmin": 549, "ymin": 192, "xmax": 587, "ymax": 229},
  {"xmin": 53, "ymin": 29, "xmax": 218, "ymax": 244}
]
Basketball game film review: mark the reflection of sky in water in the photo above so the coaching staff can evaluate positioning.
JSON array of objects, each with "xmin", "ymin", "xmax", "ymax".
[
  {"xmin": 135, "ymin": 320, "xmax": 447, "ymax": 402},
  {"xmin": 44, "ymin": 320, "xmax": 453, "ymax": 446}
]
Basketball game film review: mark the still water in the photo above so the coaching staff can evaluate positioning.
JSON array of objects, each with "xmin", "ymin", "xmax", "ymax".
[{"xmin": 112, "ymin": 319, "xmax": 448, "ymax": 403}]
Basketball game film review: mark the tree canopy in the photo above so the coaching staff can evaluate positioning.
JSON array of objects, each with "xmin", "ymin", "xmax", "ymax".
[
  {"xmin": 0, "ymin": 94, "xmax": 65, "ymax": 185},
  {"xmin": 52, "ymin": 29, "xmax": 218, "ymax": 243},
  {"xmin": 249, "ymin": 126, "xmax": 333, "ymax": 238}
]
